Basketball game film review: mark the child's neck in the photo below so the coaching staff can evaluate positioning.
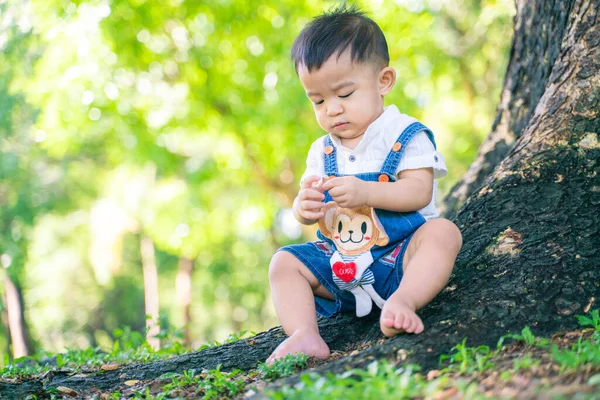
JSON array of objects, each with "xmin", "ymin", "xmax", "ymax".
[{"xmin": 339, "ymin": 134, "xmax": 365, "ymax": 150}]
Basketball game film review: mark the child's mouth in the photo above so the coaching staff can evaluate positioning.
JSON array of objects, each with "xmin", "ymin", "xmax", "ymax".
[{"xmin": 333, "ymin": 122, "xmax": 349, "ymax": 130}]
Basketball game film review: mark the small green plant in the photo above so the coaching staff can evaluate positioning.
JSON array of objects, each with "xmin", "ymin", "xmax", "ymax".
[
  {"xmin": 257, "ymin": 353, "xmax": 309, "ymax": 380},
  {"xmin": 132, "ymin": 387, "xmax": 161, "ymax": 399},
  {"xmin": 160, "ymin": 365, "xmax": 245, "ymax": 399},
  {"xmin": 499, "ymin": 370, "xmax": 513, "ymax": 382},
  {"xmin": 196, "ymin": 330, "xmax": 257, "ymax": 351},
  {"xmin": 499, "ymin": 326, "xmax": 550, "ymax": 348},
  {"xmin": 576, "ymin": 309, "xmax": 600, "ymax": 332},
  {"xmin": 268, "ymin": 361, "xmax": 451, "ymax": 400},
  {"xmin": 198, "ymin": 365, "xmax": 245, "ymax": 399},
  {"xmin": 439, "ymin": 338, "xmax": 496, "ymax": 374},
  {"xmin": 551, "ymin": 334, "xmax": 600, "ymax": 371},
  {"xmin": 1, "ymin": 323, "xmax": 193, "ymax": 379},
  {"xmin": 161, "ymin": 369, "xmax": 202, "ymax": 391},
  {"xmin": 512, "ymin": 354, "xmax": 540, "ymax": 371}
]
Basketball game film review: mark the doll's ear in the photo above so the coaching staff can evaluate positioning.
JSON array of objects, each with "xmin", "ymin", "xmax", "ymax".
[
  {"xmin": 370, "ymin": 208, "xmax": 389, "ymax": 246},
  {"xmin": 318, "ymin": 201, "xmax": 338, "ymax": 239}
]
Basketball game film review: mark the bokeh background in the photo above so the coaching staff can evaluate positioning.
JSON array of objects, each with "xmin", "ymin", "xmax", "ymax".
[{"xmin": 0, "ymin": 0, "xmax": 514, "ymax": 362}]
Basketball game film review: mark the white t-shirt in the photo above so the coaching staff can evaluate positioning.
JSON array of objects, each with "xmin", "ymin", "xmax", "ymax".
[{"xmin": 300, "ymin": 105, "xmax": 447, "ymax": 220}]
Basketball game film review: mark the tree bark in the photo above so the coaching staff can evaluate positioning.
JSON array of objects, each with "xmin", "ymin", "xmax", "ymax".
[
  {"xmin": 441, "ymin": 0, "xmax": 577, "ymax": 216},
  {"xmin": 176, "ymin": 257, "xmax": 194, "ymax": 346},
  {"xmin": 140, "ymin": 235, "xmax": 160, "ymax": 350},
  {"xmin": 1, "ymin": 0, "xmax": 598, "ymax": 397},
  {"xmin": 0, "ymin": 293, "xmax": 12, "ymax": 358},
  {"xmin": 4, "ymin": 274, "xmax": 33, "ymax": 359}
]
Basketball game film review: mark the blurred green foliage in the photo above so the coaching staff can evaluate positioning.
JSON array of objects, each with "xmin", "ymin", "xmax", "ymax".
[{"xmin": 0, "ymin": 0, "xmax": 514, "ymax": 362}]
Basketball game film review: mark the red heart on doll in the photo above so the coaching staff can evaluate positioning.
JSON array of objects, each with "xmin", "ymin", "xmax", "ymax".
[{"xmin": 332, "ymin": 261, "xmax": 357, "ymax": 283}]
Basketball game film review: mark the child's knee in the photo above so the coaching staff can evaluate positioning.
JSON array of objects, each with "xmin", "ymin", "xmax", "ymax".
[
  {"xmin": 427, "ymin": 219, "xmax": 462, "ymax": 252},
  {"xmin": 268, "ymin": 251, "xmax": 322, "ymax": 289},
  {"xmin": 268, "ymin": 251, "xmax": 306, "ymax": 281},
  {"xmin": 269, "ymin": 251, "xmax": 290, "ymax": 281}
]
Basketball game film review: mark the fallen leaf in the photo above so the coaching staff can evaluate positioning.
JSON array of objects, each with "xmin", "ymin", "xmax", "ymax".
[
  {"xmin": 101, "ymin": 363, "xmax": 119, "ymax": 371},
  {"xmin": 124, "ymin": 380, "xmax": 140, "ymax": 386},
  {"xmin": 427, "ymin": 369, "xmax": 442, "ymax": 381},
  {"xmin": 433, "ymin": 387, "xmax": 458, "ymax": 399},
  {"xmin": 56, "ymin": 386, "xmax": 78, "ymax": 397}
]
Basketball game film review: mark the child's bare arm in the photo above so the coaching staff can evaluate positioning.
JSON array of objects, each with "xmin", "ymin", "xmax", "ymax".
[{"xmin": 322, "ymin": 168, "xmax": 433, "ymax": 212}]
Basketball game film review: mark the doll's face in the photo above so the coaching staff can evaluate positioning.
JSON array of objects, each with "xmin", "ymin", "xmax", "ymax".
[
  {"xmin": 318, "ymin": 203, "xmax": 388, "ymax": 256},
  {"xmin": 332, "ymin": 213, "xmax": 376, "ymax": 253}
]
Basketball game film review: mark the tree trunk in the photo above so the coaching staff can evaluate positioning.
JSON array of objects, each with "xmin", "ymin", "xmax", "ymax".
[
  {"xmin": 0, "ymin": 292, "xmax": 13, "ymax": 358},
  {"xmin": 441, "ymin": 0, "xmax": 577, "ymax": 216},
  {"xmin": 4, "ymin": 274, "xmax": 33, "ymax": 359},
  {"xmin": 140, "ymin": 236, "xmax": 160, "ymax": 350},
  {"xmin": 1, "ymin": 0, "xmax": 598, "ymax": 397},
  {"xmin": 176, "ymin": 257, "xmax": 194, "ymax": 346}
]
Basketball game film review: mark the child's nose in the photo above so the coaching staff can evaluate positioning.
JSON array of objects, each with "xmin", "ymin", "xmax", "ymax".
[{"xmin": 327, "ymin": 101, "xmax": 343, "ymax": 116}]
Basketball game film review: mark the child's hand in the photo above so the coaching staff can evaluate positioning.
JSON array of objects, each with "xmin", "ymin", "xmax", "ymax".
[
  {"xmin": 296, "ymin": 175, "xmax": 326, "ymax": 221},
  {"xmin": 322, "ymin": 176, "xmax": 368, "ymax": 208}
]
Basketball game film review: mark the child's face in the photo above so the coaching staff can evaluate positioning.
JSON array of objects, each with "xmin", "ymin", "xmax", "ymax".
[{"xmin": 298, "ymin": 50, "xmax": 395, "ymax": 149}]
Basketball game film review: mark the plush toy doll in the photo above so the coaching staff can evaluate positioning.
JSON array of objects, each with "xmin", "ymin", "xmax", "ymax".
[{"xmin": 318, "ymin": 202, "xmax": 390, "ymax": 317}]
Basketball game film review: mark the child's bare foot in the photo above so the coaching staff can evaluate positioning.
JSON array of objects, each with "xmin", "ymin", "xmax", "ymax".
[
  {"xmin": 266, "ymin": 329, "xmax": 330, "ymax": 364},
  {"xmin": 380, "ymin": 295, "xmax": 424, "ymax": 337}
]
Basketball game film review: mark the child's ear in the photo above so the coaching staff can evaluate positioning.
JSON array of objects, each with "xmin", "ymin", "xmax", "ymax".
[{"xmin": 378, "ymin": 66, "xmax": 396, "ymax": 96}]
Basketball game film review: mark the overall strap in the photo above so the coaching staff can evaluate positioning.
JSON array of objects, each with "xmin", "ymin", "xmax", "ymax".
[
  {"xmin": 322, "ymin": 135, "xmax": 339, "ymax": 176},
  {"xmin": 379, "ymin": 122, "xmax": 437, "ymax": 176}
]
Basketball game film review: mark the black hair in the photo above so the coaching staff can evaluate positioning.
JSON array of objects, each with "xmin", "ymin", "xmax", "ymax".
[{"xmin": 291, "ymin": 4, "xmax": 389, "ymax": 73}]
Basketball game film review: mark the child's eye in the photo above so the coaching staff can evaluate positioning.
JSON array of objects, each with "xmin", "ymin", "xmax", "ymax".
[
  {"xmin": 313, "ymin": 99, "xmax": 324, "ymax": 105},
  {"xmin": 339, "ymin": 91, "xmax": 354, "ymax": 98}
]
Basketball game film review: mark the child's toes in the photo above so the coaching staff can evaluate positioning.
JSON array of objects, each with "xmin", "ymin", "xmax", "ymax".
[
  {"xmin": 401, "ymin": 316, "xmax": 411, "ymax": 330},
  {"xmin": 407, "ymin": 317, "xmax": 418, "ymax": 333},
  {"xmin": 381, "ymin": 310, "xmax": 396, "ymax": 328},
  {"xmin": 415, "ymin": 320, "xmax": 424, "ymax": 334},
  {"xmin": 394, "ymin": 314, "xmax": 405, "ymax": 330}
]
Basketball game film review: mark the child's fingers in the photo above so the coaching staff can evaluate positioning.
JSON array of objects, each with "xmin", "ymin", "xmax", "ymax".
[
  {"xmin": 298, "ymin": 188, "xmax": 325, "ymax": 201},
  {"xmin": 321, "ymin": 177, "xmax": 338, "ymax": 191},
  {"xmin": 301, "ymin": 210, "xmax": 325, "ymax": 220},
  {"xmin": 301, "ymin": 175, "xmax": 322, "ymax": 189},
  {"xmin": 301, "ymin": 200, "xmax": 325, "ymax": 211},
  {"xmin": 326, "ymin": 185, "xmax": 344, "ymax": 198}
]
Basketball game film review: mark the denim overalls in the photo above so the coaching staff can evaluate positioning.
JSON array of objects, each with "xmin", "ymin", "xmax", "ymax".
[{"xmin": 279, "ymin": 122, "xmax": 437, "ymax": 317}]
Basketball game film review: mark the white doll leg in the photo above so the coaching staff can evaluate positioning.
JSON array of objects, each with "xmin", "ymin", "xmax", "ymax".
[
  {"xmin": 362, "ymin": 284, "xmax": 385, "ymax": 309},
  {"xmin": 350, "ymin": 287, "xmax": 373, "ymax": 317}
]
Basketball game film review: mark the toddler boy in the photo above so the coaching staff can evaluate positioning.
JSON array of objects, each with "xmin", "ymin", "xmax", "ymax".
[{"xmin": 267, "ymin": 6, "xmax": 462, "ymax": 362}]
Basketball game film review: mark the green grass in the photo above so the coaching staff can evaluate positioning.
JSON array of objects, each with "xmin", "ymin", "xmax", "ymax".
[
  {"xmin": 272, "ymin": 310, "xmax": 600, "ymax": 399},
  {"xmin": 4, "ymin": 310, "xmax": 600, "ymax": 399},
  {"xmin": 154, "ymin": 365, "xmax": 246, "ymax": 399},
  {"xmin": 266, "ymin": 361, "xmax": 482, "ymax": 400},
  {"xmin": 551, "ymin": 332, "xmax": 600, "ymax": 371},
  {"xmin": 257, "ymin": 353, "xmax": 309, "ymax": 380},
  {"xmin": 498, "ymin": 325, "xmax": 551, "ymax": 349},
  {"xmin": 512, "ymin": 354, "xmax": 540, "ymax": 371},
  {"xmin": 0, "ymin": 326, "xmax": 257, "ymax": 380},
  {"xmin": 439, "ymin": 338, "xmax": 496, "ymax": 374}
]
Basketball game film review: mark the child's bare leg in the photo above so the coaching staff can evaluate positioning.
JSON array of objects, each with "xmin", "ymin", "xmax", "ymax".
[
  {"xmin": 381, "ymin": 218, "xmax": 462, "ymax": 337},
  {"xmin": 266, "ymin": 251, "xmax": 333, "ymax": 363}
]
